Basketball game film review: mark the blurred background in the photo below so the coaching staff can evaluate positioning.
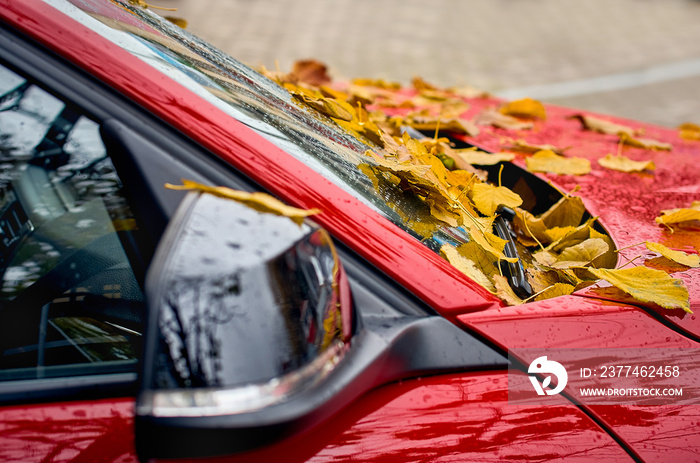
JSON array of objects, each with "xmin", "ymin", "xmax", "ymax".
[{"xmin": 154, "ymin": 0, "xmax": 700, "ymax": 128}]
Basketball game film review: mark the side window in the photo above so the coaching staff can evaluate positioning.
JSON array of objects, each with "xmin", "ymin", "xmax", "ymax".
[{"xmin": 0, "ymin": 61, "xmax": 144, "ymax": 382}]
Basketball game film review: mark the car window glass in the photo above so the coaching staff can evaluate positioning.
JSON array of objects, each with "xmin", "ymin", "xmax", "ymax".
[
  {"xmin": 0, "ymin": 61, "xmax": 143, "ymax": 382},
  {"xmin": 47, "ymin": 0, "xmax": 465, "ymax": 252}
]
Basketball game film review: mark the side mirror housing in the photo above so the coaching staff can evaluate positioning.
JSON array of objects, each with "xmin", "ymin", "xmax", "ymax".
[{"xmin": 136, "ymin": 191, "xmax": 352, "ymax": 458}]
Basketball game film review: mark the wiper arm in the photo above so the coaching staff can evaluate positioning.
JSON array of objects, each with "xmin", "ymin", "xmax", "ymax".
[{"xmin": 494, "ymin": 206, "xmax": 533, "ymax": 299}]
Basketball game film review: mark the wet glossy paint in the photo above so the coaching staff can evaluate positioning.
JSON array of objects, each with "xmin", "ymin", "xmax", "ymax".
[
  {"xmin": 0, "ymin": 398, "xmax": 135, "ymax": 463},
  {"xmin": 2, "ymin": 1, "xmax": 700, "ymax": 462},
  {"xmin": 458, "ymin": 296, "xmax": 700, "ymax": 462}
]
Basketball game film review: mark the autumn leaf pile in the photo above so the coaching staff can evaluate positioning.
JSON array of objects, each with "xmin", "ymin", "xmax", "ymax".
[{"xmin": 260, "ymin": 60, "xmax": 699, "ymax": 312}]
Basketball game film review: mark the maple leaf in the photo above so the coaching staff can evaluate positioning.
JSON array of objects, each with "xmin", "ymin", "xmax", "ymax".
[
  {"xmin": 588, "ymin": 267, "xmax": 690, "ymax": 313},
  {"xmin": 471, "ymin": 182, "xmax": 523, "ymax": 216},
  {"xmin": 646, "ymin": 241, "xmax": 700, "ymax": 268},
  {"xmin": 679, "ymin": 122, "xmax": 700, "ymax": 141},
  {"xmin": 526, "ymin": 150, "xmax": 591, "ymax": 175},
  {"xmin": 165, "ymin": 180, "xmax": 320, "ymax": 225},
  {"xmin": 655, "ymin": 201, "xmax": 700, "ymax": 227},
  {"xmin": 290, "ymin": 59, "xmax": 332, "ymax": 87},
  {"xmin": 499, "ymin": 98, "xmax": 547, "ymax": 120},
  {"xmin": 440, "ymin": 244, "xmax": 495, "ymax": 292},
  {"xmin": 618, "ymin": 133, "xmax": 672, "ymax": 151},
  {"xmin": 570, "ymin": 114, "xmax": 637, "ymax": 137},
  {"xmin": 475, "ymin": 107, "xmax": 534, "ymax": 130},
  {"xmin": 598, "ymin": 154, "xmax": 655, "ymax": 172}
]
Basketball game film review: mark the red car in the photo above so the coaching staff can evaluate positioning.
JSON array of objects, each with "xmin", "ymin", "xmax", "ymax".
[{"xmin": 1, "ymin": 1, "xmax": 699, "ymax": 462}]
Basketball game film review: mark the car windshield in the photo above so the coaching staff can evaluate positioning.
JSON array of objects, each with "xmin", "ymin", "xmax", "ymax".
[{"xmin": 48, "ymin": 0, "xmax": 473, "ymax": 253}]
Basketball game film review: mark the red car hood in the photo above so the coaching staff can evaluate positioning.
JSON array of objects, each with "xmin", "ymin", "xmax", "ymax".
[{"xmin": 452, "ymin": 98, "xmax": 700, "ymax": 340}]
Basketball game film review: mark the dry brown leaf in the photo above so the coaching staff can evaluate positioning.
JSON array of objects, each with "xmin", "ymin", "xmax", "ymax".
[
  {"xmin": 526, "ymin": 150, "xmax": 591, "ymax": 175},
  {"xmin": 588, "ymin": 267, "xmax": 690, "ymax": 312},
  {"xmin": 646, "ymin": 241, "xmax": 700, "ymax": 268},
  {"xmin": 570, "ymin": 114, "xmax": 637, "ymax": 137},
  {"xmin": 165, "ymin": 180, "xmax": 320, "ymax": 224},
  {"xmin": 499, "ymin": 98, "xmax": 547, "ymax": 120},
  {"xmin": 619, "ymin": 133, "xmax": 672, "ymax": 151},
  {"xmin": 290, "ymin": 59, "xmax": 332, "ymax": 87},
  {"xmin": 475, "ymin": 107, "xmax": 534, "ymax": 130},
  {"xmin": 598, "ymin": 154, "xmax": 655, "ymax": 172}
]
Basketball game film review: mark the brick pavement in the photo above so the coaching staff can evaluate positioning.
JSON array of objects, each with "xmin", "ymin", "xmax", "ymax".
[{"xmin": 154, "ymin": 0, "xmax": 700, "ymax": 127}]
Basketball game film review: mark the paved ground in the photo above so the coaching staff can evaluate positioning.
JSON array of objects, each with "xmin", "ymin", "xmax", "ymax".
[{"xmin": 154, "ymin": 0, "xmax": 700, "ymax": 128}]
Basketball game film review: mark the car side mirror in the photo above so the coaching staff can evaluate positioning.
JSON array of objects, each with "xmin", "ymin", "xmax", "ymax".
[{"xmin": 135, "ymin": 190, "xmax": 353, "ymax": 459}]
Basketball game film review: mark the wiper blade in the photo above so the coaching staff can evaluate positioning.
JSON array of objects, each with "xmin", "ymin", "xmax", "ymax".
[{"xmin": 494, "ymin": 206, "xmax": 533, "ymax": 299}]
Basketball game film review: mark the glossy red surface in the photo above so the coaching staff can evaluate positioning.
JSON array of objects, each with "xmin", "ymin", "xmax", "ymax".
[
  {"xmin": 458, "ymin": 296, "xmax": 700, "ymax": 462},
  {"xmin": 0, "ymin": 398, "xmax": 135, "ymax": 463},
  {"xmin": 460, "ymin": 100, "xmax": 700, "ymax": 338},
  {"xmin": 152, "ymin": 371, "xmax": 631, "ymax": 463},
  {"xmin": 2, "ymin": 1, "xmax": 700, "ymax": 462},
  {"xmin": 0, "ymin": 0, "xmax": 501, "ymax": 318}
]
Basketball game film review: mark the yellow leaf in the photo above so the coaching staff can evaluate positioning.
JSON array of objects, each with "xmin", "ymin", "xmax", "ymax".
[
  {"xmin": 475, "ymin": 107, "xmax": 534, "ymax": 130},
  {"xmin": 165, "ymin": 180, "xmax": 320, "ymax": 225},
  {"xmin": 526, "ymin": 150, "xmax": 591, "ymax": 175},
  {"xmin": 588, "ymin": 267, "xmax": 691, "ymax": 312},
  {"xmin": 551, "ymin": 238, "xmax": 609, "ymax": 269},
  {"xmin": 164, "ymin": 16, "xmax": 187, "ymax": 28},
  {"xmin": 493, "ymin": 275, "xmax": 523, "ymax": 305},
  {"xmin": 589, "ymin": 228, "xmax": 618, "ymax": 269},
  {"xmin": 543, "ymin": 226, "xmax": 577, "ymax": 243},
  {"xmin": 619, "ymin": 133, "xmax": 672, "ymax": 151},
  {"xmin": 534, "ymin": 283, "xmax": 575, "ymax": 301},
  {"xmin": 471, "ymin": 182, "xmax": 523, "ymax": 216},
  {"xmin": 513, "ymin": 195, "xmax": 586, "ymax": 246},
  {"xmin": 646, "ymin": 241, "xmax": 700, "ymax": 268},
  {"xmin": 679, "ymin": 122, "xmax": 700, "ymax": 141},
  {"xmin": 598, "ymin": 154, "xmax": 655, "ymax": 172},
  {"xmin": 440, "ymin": 244, "xmax": 495, "ymax": 292},
  {"xmin": 506, "ymin": 139, "xmax": 567, "ymax": 155},
  {"xmin": 406, "ymin": 116, "xmax": 480, "ymax": 137},
  {"xmin": 570, "ymin": 114, "xmax": 637, "ymax": 137},
  {"xmin": 450, "ymin": 150, "xmax": 515, "ymax": 167},
  {"xmin": 656, "ymin": 201, "xmax": 700, "ymax": 227},
  {"xmin": 547, "ymin": 218, "xmax": 598, "ymax": 253},
  {"xmin": 499, "ymin": 98, "xmax": 547, "ymax": 120},
  {"xmin": 468, "ymin": 226, "xmax": 518, "ymax": 263},
  {"xmin": 458, "ymin": 241, "xmax": 499, "ymax": 277}
]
